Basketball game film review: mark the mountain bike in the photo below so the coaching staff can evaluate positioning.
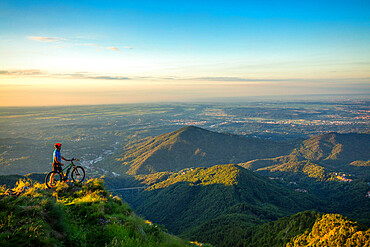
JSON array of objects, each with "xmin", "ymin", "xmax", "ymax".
[{"xmin": 45, "ymin": 158, "xmax": 85, "ymax": 189}]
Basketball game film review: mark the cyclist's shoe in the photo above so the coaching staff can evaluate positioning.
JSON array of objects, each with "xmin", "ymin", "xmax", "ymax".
[{"xmin": 63, "ymin": 178, "xmax": 69, "ymax": 182}]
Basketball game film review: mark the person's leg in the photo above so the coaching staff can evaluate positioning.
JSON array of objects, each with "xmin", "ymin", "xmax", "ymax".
[
  {"xmin": 50, "ymin": 163, "xmax": 56, "ymax": 181},
  {"xmin": 50, "ymin": 163, "xmax": 60, "ymax": 183}
]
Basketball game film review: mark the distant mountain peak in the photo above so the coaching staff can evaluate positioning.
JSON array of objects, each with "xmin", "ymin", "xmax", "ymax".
[
  {"xmin": 294, "ymin": 132, "xmax": 370, "ymax": 165},
  {"xmin": 173, "ymin": 125, "xmax": 211, "ymax": 135},
  {"xmin": 179, "ymin": 125, "xmax": 202, "ymax": 131}
]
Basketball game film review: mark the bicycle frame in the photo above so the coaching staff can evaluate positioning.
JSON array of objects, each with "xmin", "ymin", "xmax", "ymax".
[
  {"xmin": 60, "ymin": 161, "xmax": 76, "ymax": 173},
  {"xmin": 56, "ymin": 159, "xmax": 79, "ymax": 179}
]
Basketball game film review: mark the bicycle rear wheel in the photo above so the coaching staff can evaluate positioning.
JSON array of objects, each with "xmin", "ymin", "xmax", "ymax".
[
  {"xmin": 45, "ymin": 171, "xmax": 63, "ymax": 189},
  {"xmin": 71, "ymin": 166, "xmax": 85, "ymax": 183}
]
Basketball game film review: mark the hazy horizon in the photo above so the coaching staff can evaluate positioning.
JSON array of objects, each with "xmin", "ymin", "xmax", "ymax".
[{"xmin": 0, "ymin": 93, "xmax": 368, "ymax": 108}]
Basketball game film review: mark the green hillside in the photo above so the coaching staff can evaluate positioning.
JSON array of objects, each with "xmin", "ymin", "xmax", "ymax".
[
  {"xmin": 239, "ymin": 155, "xmax": 305, "ymax": 171},
  {"xmin": 239, "ymin": 156, "xmax": 370, "ymax": 226},
  {"xmin": 131, "ymin": 164, "xmax": 321, "ymax": 237},
  {"xmin": 186, "ymin": 211, "xmax": 321, "ymax": 247},
  {"xmin": 98, "ymin": 126, "xmax": 295, "ymax": 175},
  {"xmin": 239, "ymin": 132, "xmax": 370, "ymax": 180},
  {"xmin": 292, "ymin": 132, "xmax": 370, "ymax": 169},
  {"xmin": 0, "ymin": 178, "xmax": 210, "ymax": 247},
  {"xmin": 239, "ymin": 155, "xmax": 336, "ymax": 182}
]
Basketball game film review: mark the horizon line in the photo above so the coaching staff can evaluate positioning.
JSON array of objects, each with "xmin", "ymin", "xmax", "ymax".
[{"xmin": 1, "ymin": 93, "xmax": 369, "ymax": 108}]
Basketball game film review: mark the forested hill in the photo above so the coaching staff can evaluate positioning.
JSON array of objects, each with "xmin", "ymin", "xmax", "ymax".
[
  {"xmin": 130, "ymin": 164, "xmax": 321, "ymax": 236},
  {"xmin": 0, "ymin": 178, "xmax": 209, "ymax": 247},
  {"xmin": 98, "ymin": 126, "xmax": 295, "ymax": 175},
  {"xmin": 128, "ymin": 163, "xmax": 370, "ymax": 246},
  {"xmin": 292, "ymin": 132, "xmax": 370, "ymax": 166},
  {"xmin": 239, "ymin": 132, "xmax": 370, "ymax": 180}
]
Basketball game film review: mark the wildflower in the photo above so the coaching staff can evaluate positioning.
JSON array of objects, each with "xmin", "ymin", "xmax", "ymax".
[{"xmin": 98, "ymin": 218, "xmax": 111, "ymax": 227}]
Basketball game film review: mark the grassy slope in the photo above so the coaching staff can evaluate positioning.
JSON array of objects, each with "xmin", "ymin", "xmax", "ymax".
[{"xmin": 0, "ymin": 178, "xmax": 210, "ymax": 247}]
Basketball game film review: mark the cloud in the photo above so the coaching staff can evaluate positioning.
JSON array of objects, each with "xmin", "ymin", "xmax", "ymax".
[
  {"xmin": 107, "ymin": 47, "xmax": 120, "ymax": 51},
  {"xmin": 88, "ymin": 75, "xmax": 130, "ymax": 80},
  {"xmin": 0, "ymin": 69, "xmax": 46, "ymax": 76},
  {"xmin": 62, "ymin": 73, "xmax": 130, "ymax": 80},
  {"xmin": 180, "ymin": 76, "xmax": 370, "ymax": 84},
  {"xmin": 0, "ymin": 69, "xmax": 130, "ymax": 80},
  {"xmin": 194, "ymin": 77, "xmax": 290, "ymax": 82},
  {"xmin": 28, "ymin": 36, "xmax": 127, "ymax": 53},
  {"xmin": 28, "ymin": 36, "xmax": 66, "ymax": 42}
]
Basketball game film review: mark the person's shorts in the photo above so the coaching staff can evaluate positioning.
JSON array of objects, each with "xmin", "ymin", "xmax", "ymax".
[{"xmin": 52, "ymin": 163, "xmax": 62, "ymax": 172}]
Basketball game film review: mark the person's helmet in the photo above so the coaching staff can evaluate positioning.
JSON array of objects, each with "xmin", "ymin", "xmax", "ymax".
[{"xmin": 55, "ymin": 143, "xmax": 62, "ymax": 148}]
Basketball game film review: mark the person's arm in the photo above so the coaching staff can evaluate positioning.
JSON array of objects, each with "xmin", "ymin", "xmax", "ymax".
[{"xmin": 61, "ymin": 156, "xmax": 69, "ymax": 162}]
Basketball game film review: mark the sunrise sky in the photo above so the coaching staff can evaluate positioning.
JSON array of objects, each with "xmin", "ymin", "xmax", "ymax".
[{"xmin": 0, "ymin": 0, "xmax": 369, "ymax": 106}]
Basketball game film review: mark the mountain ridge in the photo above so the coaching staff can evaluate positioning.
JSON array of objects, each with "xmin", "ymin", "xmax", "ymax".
[
  {"xmin": 99, "ymin": 126, "xmax": 296, "ymax": 175},
  {"xmin": 292, "ymin": 132, "xmax": 370, "ymax": 166},
  {"xmin": 239, "ymin": 132, "xmax": 370, "ymax": 180}
]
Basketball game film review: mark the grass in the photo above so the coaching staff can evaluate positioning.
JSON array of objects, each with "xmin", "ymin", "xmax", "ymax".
[{"xmin": 0, "ymin": 178, "xmax": 212, "ymax": 247}]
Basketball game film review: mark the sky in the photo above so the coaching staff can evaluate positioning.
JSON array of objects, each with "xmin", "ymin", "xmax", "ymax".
[{"xmin": 0, "ymin": 0, "xmax": 369, "ymax": 106}]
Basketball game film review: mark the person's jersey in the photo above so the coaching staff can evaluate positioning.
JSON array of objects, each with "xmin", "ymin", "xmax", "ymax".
[{"xmin": 53, "ymin": 149, "xmax": 61, "ymax": 164}]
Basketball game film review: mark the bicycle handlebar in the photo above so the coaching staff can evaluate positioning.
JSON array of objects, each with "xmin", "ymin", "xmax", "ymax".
[{"xmin": 70, "ymin": 158, "xmax": 80, "ymax": 162}]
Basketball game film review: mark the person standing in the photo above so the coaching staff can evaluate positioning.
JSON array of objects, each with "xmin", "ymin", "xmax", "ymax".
[{"xmin": 51, "ymin": 143, "xmax": 70, "ymax": 181}]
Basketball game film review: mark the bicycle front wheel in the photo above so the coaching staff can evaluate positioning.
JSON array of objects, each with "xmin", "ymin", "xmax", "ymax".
[
  {"xmin": 71, "ymin": 166, "xmax": 85, "ymax": 183},
  {"xmin": 45, "ymin": 171, "xmax": 63, "ymax": 189}
]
